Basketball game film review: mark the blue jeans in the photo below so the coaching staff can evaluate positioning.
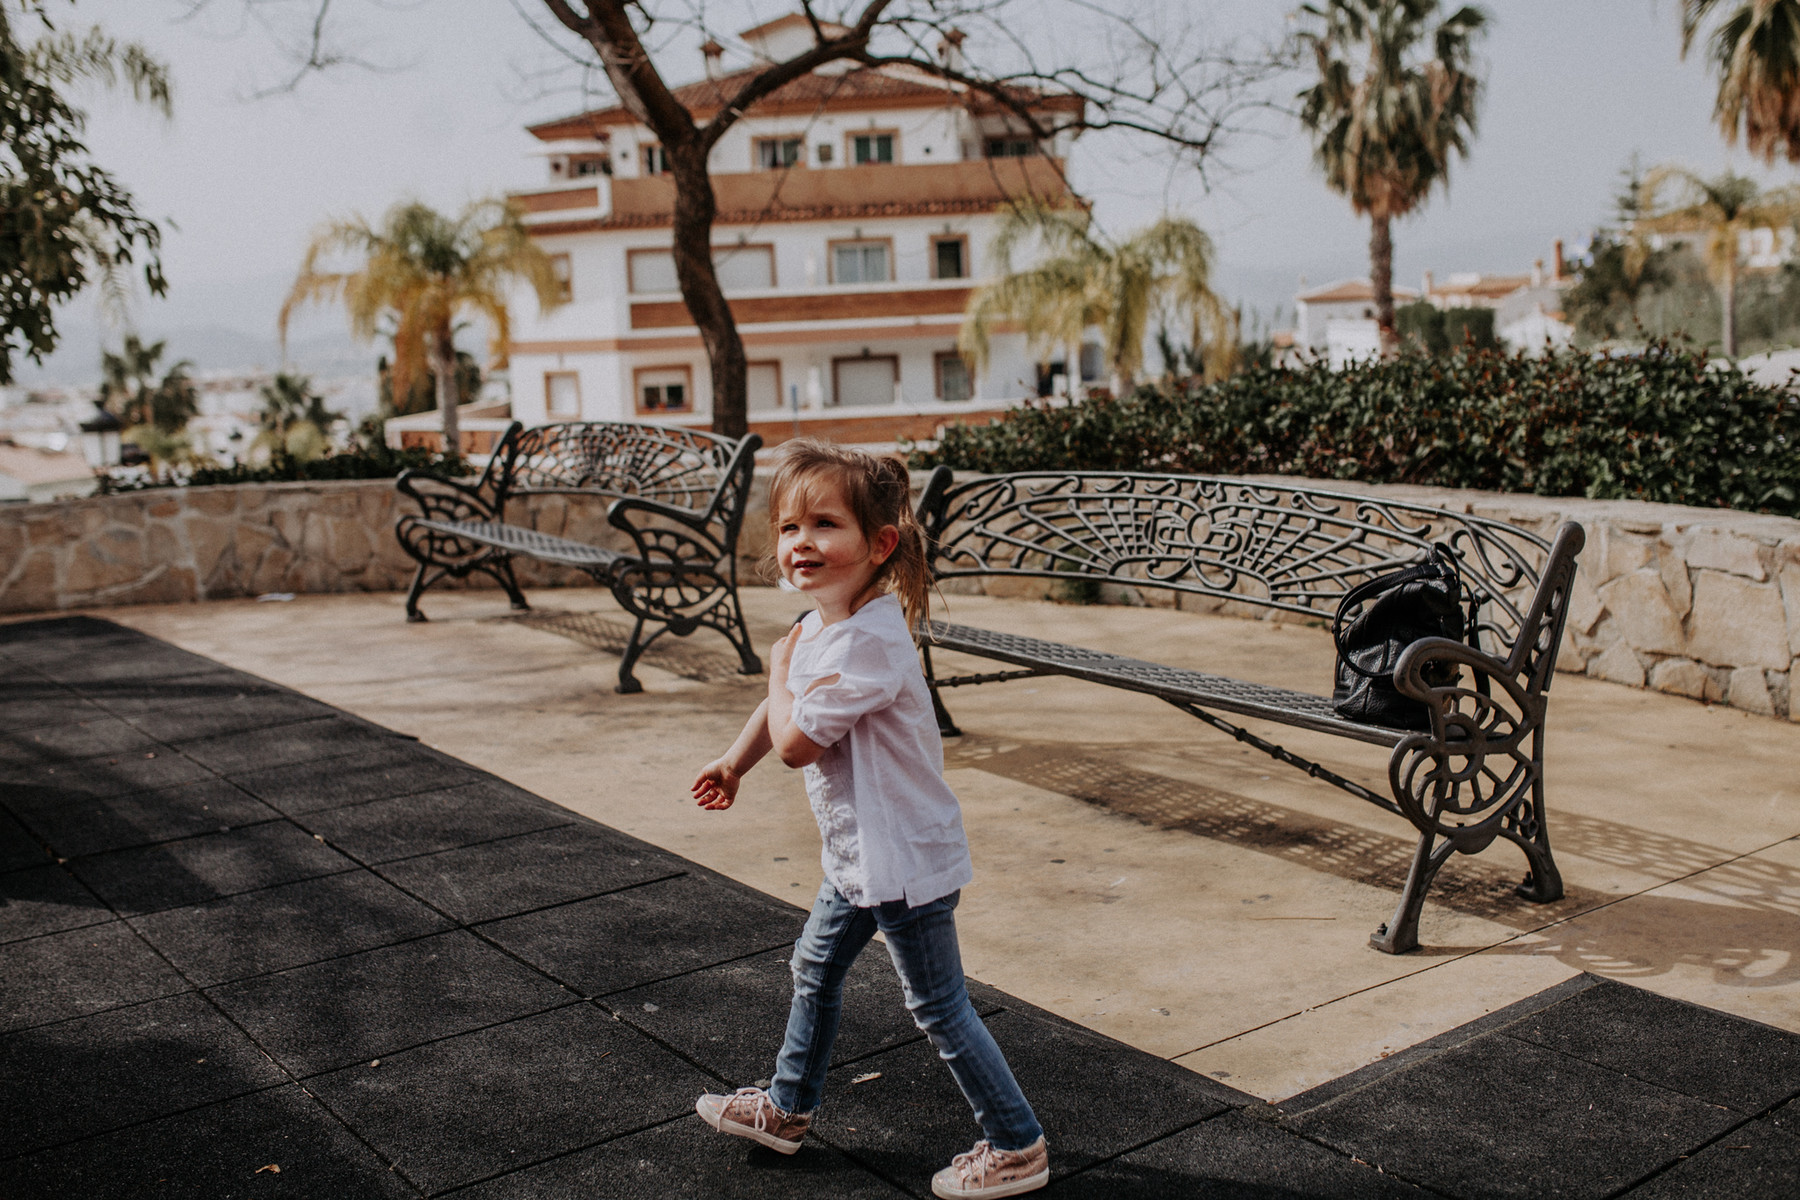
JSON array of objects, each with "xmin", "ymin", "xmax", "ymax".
[{"xmin": 768, "ymin": 882, "xmax": 1043, "ymax": 1151}]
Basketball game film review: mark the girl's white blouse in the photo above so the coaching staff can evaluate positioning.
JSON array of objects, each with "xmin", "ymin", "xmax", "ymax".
[{"xmin": 786, "ymin": 593, "xmax": 972, "ymax": 907}]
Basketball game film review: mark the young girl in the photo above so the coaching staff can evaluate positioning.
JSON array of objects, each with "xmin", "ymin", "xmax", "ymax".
[{"xmin": 690, "ymin": 440, "xmax": 1048, "ymax": 1199}]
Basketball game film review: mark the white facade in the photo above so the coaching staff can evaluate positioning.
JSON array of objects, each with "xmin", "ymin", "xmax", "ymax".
[{"xmin": 505, "ymin": 26, "xmax": 1079, "ymax": 436}]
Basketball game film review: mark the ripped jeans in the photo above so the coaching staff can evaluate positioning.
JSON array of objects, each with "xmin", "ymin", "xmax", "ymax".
[{"xmin": 767, "ymin": 881, "xmax": 1043, "ymax": 1151}]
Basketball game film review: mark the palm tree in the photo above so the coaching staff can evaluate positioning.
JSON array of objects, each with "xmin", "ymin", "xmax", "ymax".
[
  {"xmin": 1632, "ymin": 166, "xmax": 1800, "ymax": 356},
  {"xmin": 959, "ymin": 205, "xmax": 1235, "ymax": 397},
  {"xmin": 1683, "ymin": 1, "xmax": 1800, "ymax": 162},
  {"xmin": 98, "ymin": 334, "xmax": 196, "ymax": 432},
  {"xmin": 1296, "ymin": 0, "xmax": 1487, "ymax": 350},
  {"xmin": 254, "ymin": 371, "xmax": 343, "ymax": 462},
  {"xmin": 280, "ymin": 199, "xmax": 564, "ymax": 455}
]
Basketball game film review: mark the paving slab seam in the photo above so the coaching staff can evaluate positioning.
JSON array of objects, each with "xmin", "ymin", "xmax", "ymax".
[
  {"xmin": 423, "ymin": 1111, "xmax": 736, "ymax": 1198},
  {"xmin": 1601, "ymin": 1111, "xmax": 1769, "ymax": 1199},
  {"xmin": 1492, "ymin": 1025, "xmax": 1787, "ymax": 1118},
  {"xmin": 279, "ymin": 997, "xmax": 594, "ymax": 1084},
  {"xmin": 32, "ymin": 812, "xmax": 290, "ymax": 862},
  {"xmin": 92, "ymin": 862, "xmax": 366, "ymax": 920},
  {"xmin": 134, "ymin": 922, "xmax": 462, "ymax": 993},
  {"xmin": 0, "ymin": 1079, "xmax": 295, "ymax": 1166}
]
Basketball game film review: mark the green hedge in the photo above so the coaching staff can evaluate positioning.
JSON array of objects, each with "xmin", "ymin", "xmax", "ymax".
[
  {"xmin": 909, "ymin": 343, "xmax": 1800, "ymax": 517},
  {"xmin": 98, "ymin": 444, "xmax": 470, "ymax": 494}
]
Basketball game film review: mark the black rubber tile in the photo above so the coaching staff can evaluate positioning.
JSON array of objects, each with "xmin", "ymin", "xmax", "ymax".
[
  {"xmin": 121, "ymin": 688, "xmax": 339, "ymax": 743},
  {"xmin": 1504, "ymin": 979, "xmax": 1800, "ymax": 1113},
  {"xmin": 132, "ymin": 869, "xmax": 453, "ymax": 987},
  {"xmin": 0, "ymin": 683, "xmax": 105, "ymax": 732},
  {"xmin": 479, "ymin": 873, "xmax": 804, "ymax": 997},
  {"xmin": 375, "ymin": 822, "xmax": 687, "ymax": 923},
  {"xmin": 10, "ymin": 777, "xmax": 279, "ymax": 859},
  {"xmin": 172, "ymin": 715, "xmax": 411, "ymax": 776},
  {"xmin": 0, "ymin": 921, "xmax": 189, "ymax": 1033},
  {"xmin": 0, "ymin": 749, "xmax": 214, "ymax": 802},
  {"xmin": 608, "ymin": 943, "xmax": 1000, "ymax": 1087},
  {"xmin": 1286, "ymin": 1033, "xmax": 1743, "ymax": 1200},
  {"xmin": 0, "ymin": 1083, "xmax": 413, "ymax": 1200},
  {"xmin": 228, "ymin": 740, "xmax": 482, "ymax": 814},
  {"xmin": 304, "ymin": 779, "xmax": 574, "ymax": 865},
  {"xmin": 1053, "ymin": 1110, "xmax": 1428, "ymax": 1199},
  {"xmin": 0, "ymin": 990, "xmax": 288, "ymax": 1157},
  {"xmin": 73, "ymin": 667, "xmax": 283, "ymax": 717},
  {"xmin": 205, "ymin": 929, "xmax": 574, "ymax": 1076},
  {"xmin": 68, "ymin": 821, "xmax": 356, "ymax": 917},
  {"xmin": 814, "ymin": 1009, "xmax": 1233, "ymax": 1185},
  {"xmin": 0, "ymin": 863, "xmax": 110, "ymax": 944},
  {"xmin": 455, "ymin": 1114, "xmax": 911, "ymax": 1200},
  {"xmin": 1626, "ymin": 1118, "xmax": 1800, "ymax": 1199},
  {"xmin": 0, "ymin": 807, "xmax": 52, "ymax": 873},
  {"xmin": 0, "ymin": 615, "xmax": 120, "ymax": 645},
  {"xmin": 1771, "ymin": 1095, "xmax": 1797, "ymax": 1135},
  {"xmin": 308, "ymin": 1002, "xmax": 712, "ymax": 1194},
  {"xmin": 11, "ymin": 638, "xmax": 223, "ymax": 686},
  {"xmin": 0, "ymin": 715, "xmax": 162, "ymax": 767}
]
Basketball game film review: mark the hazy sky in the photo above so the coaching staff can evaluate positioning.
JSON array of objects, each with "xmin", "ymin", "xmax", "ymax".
[{"xmin": 16, "ymin": 0, "xmax": 1793, "ymax": 383}]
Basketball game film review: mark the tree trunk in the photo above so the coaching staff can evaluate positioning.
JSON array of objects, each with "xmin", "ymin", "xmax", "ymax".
[
  {"xmin": 1370, "ymin": 214, "xmax": 1397, "ymax": 354},
  {"xmin": 1721, "ymin": 251, "xmax": 1738, "ymax": 358},
  {"xmin": 431, "ymin": 327, "xmax": 460, "ymax": 457},
  {"xmin": 667, "ymin": 143, "xmax": 747, "ymax": 438}
]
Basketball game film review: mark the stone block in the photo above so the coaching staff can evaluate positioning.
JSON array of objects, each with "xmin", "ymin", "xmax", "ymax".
[
  {"xmin": 1588, "ymin": 641, "xmax": 1644, "ymax": 687},
  {"xmin": 62, "ymin": 528, "xmax": 146, "ymax": 595},
  {"xmin": 1685, "ymin": 571, "xmax": 1792, "ymax": 670},
  {"xmin": 327, "ymin": 519, "xmax": 376, "ymax": 574},
  {"xmin": 0, "ymin": 548, "xmax": 58, "ymax": 613},
  {"xmin": 147, "ymin": 498, "xmax": 180, "ymax": 519},
  {"xmin": 1649, "ymin": 657, "xmax": 1722, "ymax": 702},
  {"xmin": 1592, "ymin": 526, "xmax": 1652, "ymax": 586},
  {"xmin": 1680, "ymin": 527, "xmax": 1767, "ymax": 580},
  {"xmin": 1781, "ymin": 562, "xmax": 1800, "ymax": 656},
  {"xmin": 935, "ymin": 577, "xmax": 985, "ymax": 596},
  {"xmin": 1659, "ymin": 553, "xmax": 1693, "ymax": 618},
  {"xmin": 1595, "ymin": 569, "xmax": 1684, "ymax": 655},
  {"xmin": 982, "ymin": 574, "xmax": 1052, "ymax": 601},
  {"xmin": 186, "ymin": 515, "xmax": 234, "ymax": 584},
  {"xmin": 185, "ymin": 487, "xmax": 240, "ymax": 517},
  {"xmin": 144, "ymin": 523, "xmax": 185, "ymax": 574},
  {"xmin": 1567, "ymin": 567, "xmax": 1604, "ymax": 636},
  {"xmin": 1727, "ymin": 667, "xmax": 1775, "ymax": 716},
  {"xmin": 1177, "ymin": 590, "xmax": 1226, "ymax": 614},
  {"xmin": 1792, "ymin": 659, "xmax": 1800, "ymax": 722},
  {"xmin": 1768, "ymin": 670, "xmax": 1790, "ymax": 720}
]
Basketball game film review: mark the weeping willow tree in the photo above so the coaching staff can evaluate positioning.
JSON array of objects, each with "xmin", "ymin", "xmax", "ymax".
[
  {"xmin": 280, "ymin": 199, "xmax": 564, "ymax": 455},
  {"xmin": 960, "ymin": 204, "xmax": 1235, "ymax": 398}
]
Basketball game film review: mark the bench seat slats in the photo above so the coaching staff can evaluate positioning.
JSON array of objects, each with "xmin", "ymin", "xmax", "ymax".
[
  {"xmin": 928, "ymin": 620, "xmax": 1404, "ymax": 748},
  {"xmin": 414, "ymin": 518, "xmax": 625, "ymax": 571}
]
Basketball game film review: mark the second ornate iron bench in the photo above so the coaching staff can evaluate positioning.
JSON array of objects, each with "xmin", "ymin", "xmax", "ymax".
[
  {"xmin": 394, "ymin": 420, "xmax": 763, "ymax": 693},
  {"xmin": 915, "ymin": 467, "xmax": 1586, "ymax": 955}
]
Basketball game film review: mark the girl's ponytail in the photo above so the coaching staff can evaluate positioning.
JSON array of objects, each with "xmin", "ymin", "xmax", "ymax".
[{"xmin": 871, "ymin": 455, "xmax": 933, "ymax": 639}]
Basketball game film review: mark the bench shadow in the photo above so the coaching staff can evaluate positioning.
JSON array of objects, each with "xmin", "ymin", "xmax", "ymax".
[
  {"xmin": 488, "ymin": 608, "xmax": 748, "ymax": 682},
  {"xmin": 947, "ymin": 735, "xmax": 1800, "ymax": 986}
]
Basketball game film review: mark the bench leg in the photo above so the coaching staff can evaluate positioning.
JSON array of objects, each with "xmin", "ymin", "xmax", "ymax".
[
  {"xmin": 920, "ymin": 644, "xmax": 961, "ymax": 737},
  {"xmin": 404, "ymin": 564, "xmax": 438, "ymax": 623},
  {"xmin": 615, "ymin": 614, "xmax": 649, "ymax": 695},
  {"xmin": 1370, "ymin": 829, "xmax": 1455, "ymax": 954},
  {"xmin": 1502, "ymin": 777, "xmax": 1564, "ymax": 904},
  {"xmin": 489, "ymin": 555, "xmax": 529, "ymax": 612},
  {"xmin": 722, "ymin": 589, "xmax": 763, "ymax": 677}
]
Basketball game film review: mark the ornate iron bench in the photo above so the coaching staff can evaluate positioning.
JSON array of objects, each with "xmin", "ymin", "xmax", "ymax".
[
  {"xmin": 915, "ymin": 467, "xmax": 1586, "ymax": 954},
  {"xmin": 394, "ymin": 420, "xmax": 763, "ymax": 693}
]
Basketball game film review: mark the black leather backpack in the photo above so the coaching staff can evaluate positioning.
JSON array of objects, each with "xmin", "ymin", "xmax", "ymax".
[{"xmin": 1331, "ymin": 545, "xmax": 1470, "ymax": 730}]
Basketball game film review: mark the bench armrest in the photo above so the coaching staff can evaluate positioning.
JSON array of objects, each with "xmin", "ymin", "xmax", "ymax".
[
  {"xmin": 607, "ymin": 495, "xmax": 727, "ymax": 567},
  {"xmin": 396, "ymin": 468, "xmax": 500, "ymax": 524}
]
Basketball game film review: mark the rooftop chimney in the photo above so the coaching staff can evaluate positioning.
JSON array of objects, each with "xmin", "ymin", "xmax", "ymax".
[
  {"xmin": 938, "ymin": 28, "xmax": 967, "ymax": 74},
  {"xmin": 1422, "ymin": 270, "xmax": 1434, "ymax": 296},
  {"xmin": 1531, "ymin": 258, "xmax": 1544, "ymax": 287},
  {"xmin": 701, "ymin": 37, "xmax": 724, "ymax": 79},
  {"xmin": 1552, "ymin": 239, "xmax": 1565, "ymax": 281}
]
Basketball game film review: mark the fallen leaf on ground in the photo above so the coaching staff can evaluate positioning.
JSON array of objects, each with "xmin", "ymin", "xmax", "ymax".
[{"xmin": 851, "ymin": 1072, "xmax": 881, "ymax": 1084}]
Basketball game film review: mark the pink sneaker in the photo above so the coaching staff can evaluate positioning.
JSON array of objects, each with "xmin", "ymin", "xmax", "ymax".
[
  {"xmin": 694, "ymin": 1087, "xmax": 810, "ymax": 1154},
  {"xmin": 931, "ymin": 1136, "xmax": 1049, "ymax": 1198}
]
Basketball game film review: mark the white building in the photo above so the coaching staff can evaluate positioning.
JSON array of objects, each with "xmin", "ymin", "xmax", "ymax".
[
  {"xmin": 497, "ymin": 14, "xmax": 1084, "ymax": 447},
  {"xmin": 1294, "ymin": 278, "xmax": 1419, "ymax": 353}
]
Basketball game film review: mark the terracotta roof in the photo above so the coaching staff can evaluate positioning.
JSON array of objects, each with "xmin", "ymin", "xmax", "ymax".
[
  {"xmin": 1430, "ymin": 274, "xmax": 1531, "ymax": 300},
  {"xmin": 1297, "ymin": 279, "xmax": 1419, "ymax": 305},
  {"xmin": 528, "ymin": 65, "xmax": 1080, "ymax": 139}
]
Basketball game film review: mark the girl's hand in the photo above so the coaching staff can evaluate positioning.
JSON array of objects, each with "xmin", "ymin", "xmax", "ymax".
[
  {"xmin": 768, "ymin": 624, "xmax": 803, "ymax": 689},
  {"xmin": 691, "ymin": 759, "xmax": 742, "ymax": 810}
]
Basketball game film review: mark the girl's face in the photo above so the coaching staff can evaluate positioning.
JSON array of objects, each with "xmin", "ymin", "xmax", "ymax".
[{"xmin": 775, "ymin": 478, "xmax": 896, "ymax": 617}]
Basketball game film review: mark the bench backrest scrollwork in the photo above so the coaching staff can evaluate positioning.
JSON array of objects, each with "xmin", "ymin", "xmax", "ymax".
[
  {"xmin": 919, "ymin": 468, "xmax": 1581, "ymax": 683},
  {"xmin": 477, "ymin": 421, "xmax": 760, "ymax": 541}
]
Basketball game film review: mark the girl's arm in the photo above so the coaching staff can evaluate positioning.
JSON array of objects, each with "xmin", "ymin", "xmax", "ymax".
[
  {"xmin": 768, "ymin": 624, "xmax": 828, "ymax": 768},
  {"xmin": 691, "ymin": 700, "xmax": 774, "ymax": 810}
]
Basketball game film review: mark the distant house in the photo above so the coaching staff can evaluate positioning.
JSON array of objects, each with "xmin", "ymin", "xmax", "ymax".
[
  {"xmin": 0, "ymin": 441, "xmax": 94, "ymax": 503},
  {"xmin": 495, "ymin": 12, "xmax": 1087, "ymax": 447},
  {"xmin": 1294, "ymin": 278, "xmax": 1420, "ymax": 353}
]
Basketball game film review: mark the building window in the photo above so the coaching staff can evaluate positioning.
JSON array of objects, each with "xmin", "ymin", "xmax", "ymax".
[
  {"xmin": 755, "ymin": 137, "xmax": 803, "ymax": 170},
  {"xmin": 985, "ymin": 138, "xmax": 1037, "ymax": 158},
  {"xmin": 641, "ymin": 144, "xmax": 668, "ymax": 175},
  {"xmin": 635, "ymin": 366, "xmax": 693, "ymax": 414},
  {"xmin": 830, "ymin": 239, "xmax": 891, "ymax": 284},
  {"xmin": 747, "ymin": 361, "xmax": 783, "ymax": 411},
  {"xmin": 629, "ymin": 245, "xmax": 774, "ymax": 294},
  {"xmin": 931, "ymin": 236, "xmax": 968, "ymax": 280},
  {"xmin": 545, "ymin": 371, "xmax": 581, "ymax": 417},
  {"xmin": 850, "ymin": 132, "xmax": 895, "ymax": 165},
  {"xmin": 549, "ymin": 253, "xmax": 573, "ymax": 302},
  {"xmin": 816, "ymin": 142, "xmax": 834, "ymax": 164},
  {"xmin": 567, "ymin": 154, "xmax": 610, "ymax": 178},
  {"xmin": 832, "ymin": 355, "xmax": 899, "ymax": 407},
  {"xmin": 935, "ymin": 352, "xmax": 972, "ymax": 403}
]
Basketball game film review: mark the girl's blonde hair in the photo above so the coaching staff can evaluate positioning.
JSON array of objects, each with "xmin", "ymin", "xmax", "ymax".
[{"xmin": 766, "ymin": 439, "xmax": 932, "ymax": 637}]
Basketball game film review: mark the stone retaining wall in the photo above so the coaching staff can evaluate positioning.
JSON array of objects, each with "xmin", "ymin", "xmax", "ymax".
[{"xmin": 3, "ymin": 474, "xmax": 1796, "ymax": 720}]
